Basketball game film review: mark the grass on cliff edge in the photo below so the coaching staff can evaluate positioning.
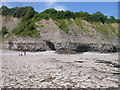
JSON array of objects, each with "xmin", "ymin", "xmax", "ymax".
[
  {"xmin": 13, "ymin": 19, "xmax": 40, "ymax": 38},
  {"xmin": 6, "ymin": 15, "xmax": 120, "ymax": 39},
  {"xmin": 93, "ymin": 22, "xmax": 119, "ymax": 38},
  {"xmin": 55, "ymin": 19, "xmax": 69, "ymax": 33}
]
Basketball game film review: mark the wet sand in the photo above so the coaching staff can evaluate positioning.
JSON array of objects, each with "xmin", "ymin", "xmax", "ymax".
[{"xmin": 1, "ymin": 50, "xmax": 120, "ymax": 88}]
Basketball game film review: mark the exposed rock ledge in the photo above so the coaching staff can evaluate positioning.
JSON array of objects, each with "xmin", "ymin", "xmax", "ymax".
[{"xmin": 2, "ymin": 39, "xmax": 119, "ymax": 54}]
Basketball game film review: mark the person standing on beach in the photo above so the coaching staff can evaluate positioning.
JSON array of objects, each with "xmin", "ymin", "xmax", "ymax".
[{"xmin": 24, "ymin": 51, "xmax": 26, "ymax": 56}]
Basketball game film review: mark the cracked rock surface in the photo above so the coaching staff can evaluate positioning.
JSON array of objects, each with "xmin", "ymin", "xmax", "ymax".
[{"xmin": 1, "ymin": 50, "xmax": 120, "ymax": 88}]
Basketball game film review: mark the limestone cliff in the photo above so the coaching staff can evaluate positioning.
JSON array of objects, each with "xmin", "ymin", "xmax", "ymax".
[{"xmin": 1, "ymin": 16, "xmax": 119, "ymax": 53}]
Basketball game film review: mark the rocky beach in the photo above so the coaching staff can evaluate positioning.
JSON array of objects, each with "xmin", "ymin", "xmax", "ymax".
[
  {"xmin": 1, "ymin": 4, "xmax": 120, "ymax": 89},
  {"xmin": 1, "ymin": 49, "xmax": 120, "ymax": 88}
]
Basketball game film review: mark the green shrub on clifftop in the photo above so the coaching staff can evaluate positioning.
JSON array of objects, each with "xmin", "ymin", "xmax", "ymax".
[
  {"xmin": 0, "ymin": 26, "xmax": 9, "ymax": 38},
  {"xmin": 56, "ymin": 19, "xmax": 69, "ymax": 33}
]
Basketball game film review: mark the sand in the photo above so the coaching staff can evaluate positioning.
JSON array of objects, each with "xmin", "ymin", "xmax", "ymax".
[{"xmin": 1, "ymin": 50, "xmax": 120, "ymax": 88}]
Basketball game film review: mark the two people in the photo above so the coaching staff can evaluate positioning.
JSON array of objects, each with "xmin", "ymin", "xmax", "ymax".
[{"xmin": 19, "ymin": 51, "xmax": 27, "ymax": 56}]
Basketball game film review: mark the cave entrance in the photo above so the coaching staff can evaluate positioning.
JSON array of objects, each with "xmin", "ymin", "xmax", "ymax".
[
  {"xmin": 8, "ymin": 42, "xmax": 13, "ymax": 50},
  {"xmin": 75, "ymin": 45, "xmax": 90, "ymax": 53},
  {"xmin": 45, "ymin": 41, "xmax": 56, "ymax": 51}
]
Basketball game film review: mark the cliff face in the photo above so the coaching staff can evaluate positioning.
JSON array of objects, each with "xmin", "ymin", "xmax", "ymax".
[
  {"xmin": 1, "ymin": 15, "xmax": 20, "ymax": 32},
  {"xmin": 36, "ymin": 19, "xmax": 118, "ymax": 45},
  {"xmin": 2, "ymin": 16, "xmax": 119, "ymax": 53}
]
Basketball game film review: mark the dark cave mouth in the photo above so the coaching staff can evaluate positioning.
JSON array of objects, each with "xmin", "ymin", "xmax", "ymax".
[
  {"xmin": 45, "ymin": 41, "xmax": 56, "ymax": 51},
  {"xmin": 75, "ymin": 45, "xmax": 90, "ymax": 53}
]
